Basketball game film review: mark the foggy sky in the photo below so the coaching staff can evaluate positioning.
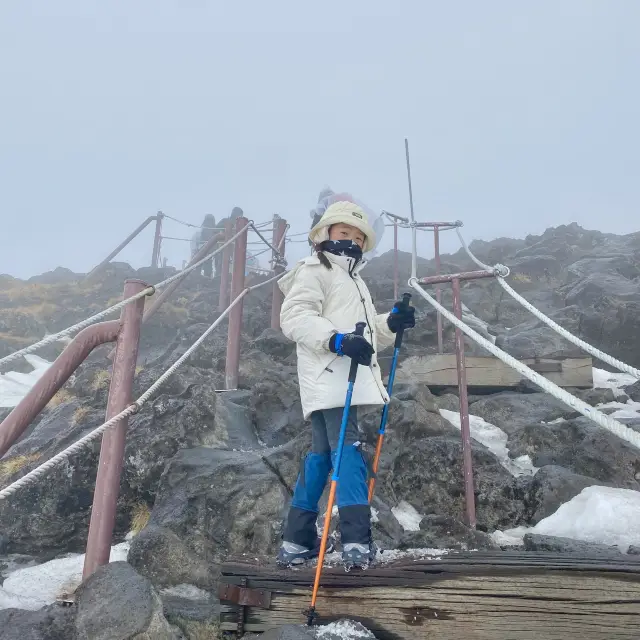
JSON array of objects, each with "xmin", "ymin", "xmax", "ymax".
[{"xmin": 1, "ymin": 1, "xmax": 639, "ymax": 279}]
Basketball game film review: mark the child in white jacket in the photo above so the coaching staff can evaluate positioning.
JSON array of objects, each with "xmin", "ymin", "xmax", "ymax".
[{"xmin": 276, "ymin": 200, "xmax": 415, "ymax": 569}]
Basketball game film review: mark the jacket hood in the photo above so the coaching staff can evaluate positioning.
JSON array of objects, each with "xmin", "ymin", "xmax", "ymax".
[{"xmin": 309, "ymin": 201, "xmax": 377, "ymax": 253}]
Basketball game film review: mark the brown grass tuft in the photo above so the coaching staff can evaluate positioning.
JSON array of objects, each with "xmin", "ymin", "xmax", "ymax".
[
  {"xmin": 72, "ymin": 406, "xmax": 90, "ymax": 425},
  {"xmin": 48, "ymin": 388, "xmax": 75, "ymax": 407},
  {"xmin": 0, "ymin": 453, "xmax": 42, "ymax": 481},
  {"xmin": 90, "ymin": 369, "xmax": 111, "ymax": 392},
  {"xmin": 130, "ymin": 502, "xmax": 151, "ymax": 535}
]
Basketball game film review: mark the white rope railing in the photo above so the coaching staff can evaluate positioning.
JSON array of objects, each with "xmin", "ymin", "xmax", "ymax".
[
  {"xmin": 0, "ymin": 271, "xmax": 287, "ymax": 501},
  {"xmin": 455, "ymin": 228, "xmax": 640, "ymax": 380},
  {"xmin": 409, "ymin": 278, "xmax": 640, "ymax": 450},
  {"xmin": 0, "ymin": 223, "xmax": 252, "ymax": 369}
]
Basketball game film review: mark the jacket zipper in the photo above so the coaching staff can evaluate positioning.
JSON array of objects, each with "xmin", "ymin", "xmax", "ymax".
[{"xmin": 350, "ymin": 270, "xmax": 389, "ymax": 404}]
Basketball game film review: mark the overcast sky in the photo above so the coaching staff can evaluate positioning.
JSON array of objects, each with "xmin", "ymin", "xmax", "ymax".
[{"xmin": 1, "ymin": 1, "xmax": 639, "ymax": 278}]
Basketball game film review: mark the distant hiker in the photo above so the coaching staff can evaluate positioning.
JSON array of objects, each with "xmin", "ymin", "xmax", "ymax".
[
  {"xmin": 190, "ymin": 214, "xmax": 217, "ymax": 277},
  {"xmin": 276, "ymin": 200, "xmax": 416, "ymax": 569},
  {"xmin": 214, "ymin": 206, "xmax": 243, "ymax": 278},
  {"xmin": 201, "ymin": 214, "xmax": 217, "ymax": 278}
]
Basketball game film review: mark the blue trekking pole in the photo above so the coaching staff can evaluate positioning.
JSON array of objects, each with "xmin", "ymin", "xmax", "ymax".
[
  {"xmin": 368, "ymin": 293, "xmax": 412, "ymax": 502},
  {"xmin": 307, "ymin": 321, "xmax": 367, "ymax": 626}
]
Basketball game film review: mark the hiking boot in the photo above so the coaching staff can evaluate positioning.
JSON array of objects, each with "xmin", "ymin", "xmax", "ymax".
[
  {"xmin": 342, "ymin": 541, "xmax": 377, "ymax": 571},
  {"xmin": 276, "ymin": 538, "xmax": 334, "ymax": 567}
]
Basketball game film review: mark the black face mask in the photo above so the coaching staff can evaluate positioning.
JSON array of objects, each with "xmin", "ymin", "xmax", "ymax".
[{"xmin": 319, "ymin": 239, "xmax": 363, "ymax": 261}]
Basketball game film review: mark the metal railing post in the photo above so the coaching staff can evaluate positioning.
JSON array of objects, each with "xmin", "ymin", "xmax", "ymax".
[
  {"xmin": 218, "ymin": 220, "xmax": 233, "ymax": 312},
  {"xmin": 151, "ymin": 211, "xmax": 164, "ymax": 268},
  {"xmin": 393, "ymin": 220, "xmax": 399, "ymax": 300},
  {"xmin": 85, "ymin": 216, "xmax": 156, "ymax": 280},
  {"xmin": 434, "ymin": 225, "xmax": 443, "ymax": 353},
  {"xmin": 451, "ymin": 276, "xmax": 476, "ymax": 529},
  {"xmin": 0, "ymin": 322, "xmax": 120, "ymax": 459},
  {"xmin": 83, "ymin": 279, "xmax": 147, "ymax": 579},
  {"xmin": 225, "ymin": 217, "xmax": 248, "ymax": 389},
  {"xmin": 270, "ymin": 215, "xmax": 287, "ymax": 330}
]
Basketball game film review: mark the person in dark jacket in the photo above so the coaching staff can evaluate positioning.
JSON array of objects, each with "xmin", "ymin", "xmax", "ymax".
[
  {"xmin": 200, "ymin": 214, "xmax": 217, "ymax": 277},
  {"xmin": 214, "ymin": 207, "xmax": 243, "ymax": 278}
]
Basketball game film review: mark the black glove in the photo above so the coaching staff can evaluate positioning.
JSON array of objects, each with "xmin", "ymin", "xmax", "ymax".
[
  {"xmin": 386, "ymin": 300, "xmax": 416, "ymax": 333},
  {"xmin": 329, "ymin": 331, "xmax": 375, "ymax": 366}
]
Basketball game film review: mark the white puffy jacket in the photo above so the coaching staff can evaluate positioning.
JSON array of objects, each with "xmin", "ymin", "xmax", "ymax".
[{"xmin": 278, "ymin": 251, "xmax": 395, "ymax": 419}]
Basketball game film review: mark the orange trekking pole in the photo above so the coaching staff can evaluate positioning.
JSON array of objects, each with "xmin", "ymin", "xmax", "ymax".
[
  {"xmin": 368, "ymin": 293, "xmax": 412, "ymax": 502},
  {"xmin": 306, "ymin": 322, "xmax": 367, "ymax": 626}
]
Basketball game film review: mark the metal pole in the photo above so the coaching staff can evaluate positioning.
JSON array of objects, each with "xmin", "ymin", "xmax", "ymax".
[
  {"xmin": 0, "ymin": 322, "xmax": 120, "ymax": 459},
  {"xmin": 434, "ymin": 225, "xmax": 443, "ymax": 354},
  {"xmin": 451, "ymin": 277, "xmax": 476, "ymax": 529},
  {"xmin": 225, "ymin": 217, "xmax": 248, "ymax": 389},
  {"xmin": 83, "ymin": 279, "xmax": 147, "ymax": 579},
  {"xmin": 151, "ymin": 212, "xmax": 164, "ymax": 268},
  {"xmin": 393, "ymin": 221, "xmax": 399, "ymax": 300},
  {"xmin": 270, "ymin": 215, "xmax": 287, "ymax": 330},
  {"xmin": 86, "ymin": 216, "xmax": 156, "ymax": 280},
  {"xmin": 142, "ymin": 231, "xmax": 224, "ymax": 323},
  {"xmin": 404, "ymin": 138, "xmax": 418, "ymax": 280},
  {"xmin": 218, "ymin": 220, "xmax": 233, "ymax": 312}
]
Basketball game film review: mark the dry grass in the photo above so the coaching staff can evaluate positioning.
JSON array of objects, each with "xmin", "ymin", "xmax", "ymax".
[
  {"xmin": 12, "ymin": 302, "xmax": 60, "ymax": 316},
  {"xmin": 0, "ymin": 332, "xmax": 34, "ymax": 346},
  {"xmin": 90, "ymin": 369, "xmax": 111, "ymax": 392},
  {"xmin": 72, "ymin": 406, "xmax": 90, "ymax": 425},
  {"xmin": 0, "ymin": 453, "xmax": 41, "ymax": 481},
  {"xmin": 157, "ymin": 302, "xmax": 189, "ymax": 325},
  {"xmin": 130, "ymin": 502, "xmax": 151, "ymax": 535},
  {"xmin": 135, "ymin": 365, "xmax": 144, "ymax": 375},
  {"xmin": 48, "ymin": 388, "xmax": 75, "ymax": 407},
  {"xmin": 512, "ymin": 272, "xmax": 533, "ymax": 284}
]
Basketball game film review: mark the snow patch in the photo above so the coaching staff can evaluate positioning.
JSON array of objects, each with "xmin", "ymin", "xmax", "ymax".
[
  {"xmin": 315, "ymin": 619, "xmax": 376, "ymax": 639},
  {"xmin": 439, "ymin": 409, "xmax": 538, "ymax": 477},
  {"xmin": 492, "ymin": 486, "xmax": 640, "ymax": 550},
  {"xmin": 0, "ymin": 355, "xmax": 52, "ymax": 408},
  {"xmin": 592, "ymin": 367, "xmax": 638, "ymax": 398},
  {"xmin": 596, "ymin": 400, "xmax": 640, "ymax": 422},
  {"xmin": 391, "ymin": 500, "xmax": 423, "ymax": 531},
  {"xmin": 0, "ymin": 541, "xmax": 130, "ymax": 611}
]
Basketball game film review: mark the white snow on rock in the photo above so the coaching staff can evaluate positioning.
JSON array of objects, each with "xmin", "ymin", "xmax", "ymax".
[
  {"xmin": 0, "ymin": 355, "xmax": 52, "ymax": 408},
  {"xmin": 315, "ymin": 619, "xmax": 376, "ymax": 638},
  {"xmin": 439, "ymin": 409, "xmax": 538, "ymax": 477},
  {"xmin": 0, "ymin": 541, "xmax": 130, "ymax": 610},
  {"xmin": 492, "ymin": 486, "xmax": 640, "ymax": 551},
  {"xmin": 596, "ymin": 399, "xmax": 640, "ymax": 421},
  {"xmin": 391, "ymin": 500, "xmax": 423, "ymax": 531},
  {"xmin": 592, "ymin": 367, "xmax": 638, "ymax": 398},
  {"xmin": 316, "ymin": 547, "xmax": 447, "ymax": 569}
]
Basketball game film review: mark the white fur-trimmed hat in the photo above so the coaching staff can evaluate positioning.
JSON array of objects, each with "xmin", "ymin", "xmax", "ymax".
[{"xmin": 309, "ymin": 201, "xmax": 377, "ymax": 253}]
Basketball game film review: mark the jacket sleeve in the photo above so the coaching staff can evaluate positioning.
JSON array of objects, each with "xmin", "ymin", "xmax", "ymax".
[
  {"xmin": 280, "ymin": 265, "xmax": 337, "ymax": 352},
  {"xmin": 374, "ymin": 312, "xmax": 396, "ymax": 350}
]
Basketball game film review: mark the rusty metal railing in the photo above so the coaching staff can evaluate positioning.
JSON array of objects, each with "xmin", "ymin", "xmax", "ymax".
[
  {"xmin": 414, "ymin": 268, "xmax": 499, "ymax": 529},
  {"xmin": 0, "ymin": 211, "xmax": 287, "ymax": 583}
]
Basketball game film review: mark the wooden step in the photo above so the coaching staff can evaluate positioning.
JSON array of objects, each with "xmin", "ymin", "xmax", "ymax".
[{"xmin": 219, "ymin": 550, "xmax": 640, "ymax": 639}]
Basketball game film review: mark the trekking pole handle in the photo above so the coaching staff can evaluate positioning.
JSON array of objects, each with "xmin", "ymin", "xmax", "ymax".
[
  {"xmin": 348, "ymin": 322, "xmax": 367, "ymax": 383},
  {"xmin": 394, "ymin": 292, "xmax": 412, "ymax": 348}
]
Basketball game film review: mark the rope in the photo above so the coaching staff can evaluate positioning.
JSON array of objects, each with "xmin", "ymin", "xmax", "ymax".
[
  {"xmin": 0, "ymin": 271, "xmax": 287, "ymax": 501},
  {"xmin": 409, "ymin": 278, "xmax": 640, "ymax": 450},
  {"xmin": 162, "ymin": 214, "xmax": 223, "ymax": 231},
  {"xmin": 455, "ymin": 228, "xmax": 640, "ymax": 380},
  {"xmin": 249, "ymin": 223, "xmax": 284, "ymax": 259},
  {"xmin": 161, "ymin": 236, "xmax": 193, "ymax": 242},
  {"xmin": 0, "ymin": 223, "xmax": 251, "ymax": 369}
]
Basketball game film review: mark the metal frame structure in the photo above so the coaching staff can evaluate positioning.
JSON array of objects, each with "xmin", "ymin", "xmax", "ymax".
[
  {"xmin": 0, "ymin": 211, "xmax": 287, "ymax": 581},
  {"xmin": 417, "ymin": 270, "xmax": 497, "ymax": 528}
]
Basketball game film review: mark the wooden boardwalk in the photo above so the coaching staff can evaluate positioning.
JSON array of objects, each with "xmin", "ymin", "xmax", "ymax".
[{"xmin": 219, "ymin": 551, "xmax": 640, "ymax": 639}]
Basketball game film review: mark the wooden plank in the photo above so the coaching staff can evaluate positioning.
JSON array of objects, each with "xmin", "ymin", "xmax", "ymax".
[
  {"xmin": 398, "ymin": 355, "xmax": 593, "ymax": 389},
  {"xmin": 219, "ymin": 552, "xmax": 640, "ymax": 639}
]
